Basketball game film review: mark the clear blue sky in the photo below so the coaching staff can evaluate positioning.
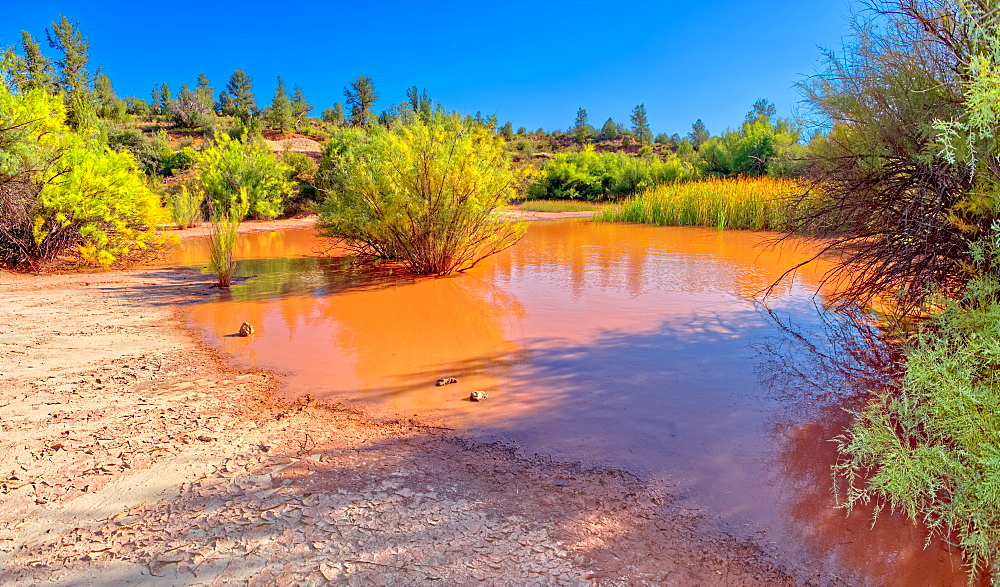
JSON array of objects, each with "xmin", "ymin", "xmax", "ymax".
[{"xmin": 1, "ymin": 1, "xmax": 855, "ymax": 136}]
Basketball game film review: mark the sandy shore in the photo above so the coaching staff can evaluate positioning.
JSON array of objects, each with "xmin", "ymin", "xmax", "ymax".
[{"xmin": 0, "ymin": 221, "xmax": 798, "ymax": 586}]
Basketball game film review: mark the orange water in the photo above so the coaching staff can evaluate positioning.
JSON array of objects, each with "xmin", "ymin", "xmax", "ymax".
[{"xmin": 172, "ymin": 220, "xmax": 975, "ymax": 585}]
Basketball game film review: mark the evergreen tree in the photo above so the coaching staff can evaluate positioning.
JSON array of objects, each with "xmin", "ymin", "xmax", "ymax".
[
  {"xmin": 93, "ymin": 70, "xmax": 124, "ymax": 120},
  {"xmin": 46, "ymin": 15, "xmax": 94, "ymax": 128},
  {"xmin": 170, "ymin": 82, "xmax": 210, "ymax": 128},
  {"xmin": 219, "ymin": 69, "xmax": 257, "ymax": 123},
  {"xmin": 500, "ymin": 121, "xmax": 514, "ymax": 140},
  {"xmin": 4, "ymin": 31, "xmax": 55, "ymax": 93},
  {"xmin": 404, "ymin": 86, "xmax": 433, "ymax": 122},
  {"xmin": 600, "ymin": 117, "xmax": 619, "ymax": 141},
  {"xmin": 688, "ymin": 119, "xmax": 709, "ymax": 149},
  {"xmin": 344, "ymin": 76, "xmax": 377, "ymax": 126},
  {"xmin": 745, "ymin": 98, "xmax": 777, "ymax": 124},
  {"xmin": 150, "ymin": 85, "xmax": 161, "ymax": 114},
  {"xmin": 322, "ymin": 102, "xmax": 345, "ymax": 125},
  {"xmin": 158, "ymin": 82, "xmax": 171, "ymax": 115},
  {"xmin": 264, "ymin": 76, "xmax": 293, "ymax": 132},
  {"xmin": 290, "ymin": 84, "xmax": 312, "ymax": 126},
  {"xmin": 195, "ymin": 73, "xmax": 214, "ymax": 112},
  {"xmin": 630, "ymin": 104, "xmax": 652, "ymax": 145},
  {"xmin": 572, "ymin": 108, "xmax": 595, "ymax": 143}
]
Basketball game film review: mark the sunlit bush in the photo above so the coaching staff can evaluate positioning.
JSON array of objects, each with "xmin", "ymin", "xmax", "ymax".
[{"xmin": 318, "ymin": 115, "xmax": 525, "ymax": 274}]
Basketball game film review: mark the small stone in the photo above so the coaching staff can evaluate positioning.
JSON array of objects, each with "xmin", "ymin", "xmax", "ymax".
[
  {"xmin": 239, "ymin": 322, "xmax": 254, "ymax": 337},
  {"xmin": 435, "ymin": 377, "xmax": 458, "ymax": 386},
  {"xmin": 470, "ymin": 390, "xmax": 489, "ymax": 402}
]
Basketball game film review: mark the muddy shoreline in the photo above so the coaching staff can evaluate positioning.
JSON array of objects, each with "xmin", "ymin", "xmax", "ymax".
[{"xmin": 0, "ymin": 215, "xmax": 833, "ymax": 586}]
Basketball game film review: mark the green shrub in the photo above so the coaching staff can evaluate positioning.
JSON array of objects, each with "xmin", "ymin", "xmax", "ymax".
[
  {"xmin": 168, "ymin": 185, "xmax": 203, "ymax": 228},
  {"xmin": 318, "ymin": 115, "xmax": 525, "ymax": 274},
  {"xmin": 107, "ymin": 127, "xmax": 162, "ymax": 175},
  {"xmin": 163, "ymin": 147, "xmax": 199, "ymax": 175},
  {"xmin": 209, "ymin": 188, "xmax": 250, "ymax": 288},
  {"xmin": 194, "ymin": 134, "xmax": 295, "ymax": 219},
  {"xmin": 528, "ymin": 146, "xmax": 696, "ymax": 201},
  {"xmin": 0, "ymin": 87, "xmax": 168, "ymax": 269}
]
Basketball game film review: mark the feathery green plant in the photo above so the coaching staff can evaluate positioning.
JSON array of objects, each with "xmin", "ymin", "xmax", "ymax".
[{"xmin": 208, "ymin": 188, "xmax": 249, "ymax": 288}]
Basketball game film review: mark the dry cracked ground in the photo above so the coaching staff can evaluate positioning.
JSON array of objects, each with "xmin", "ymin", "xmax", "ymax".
[{"xmin": 0, "ymin": 266, "xmax": 803, "ymax": 586}]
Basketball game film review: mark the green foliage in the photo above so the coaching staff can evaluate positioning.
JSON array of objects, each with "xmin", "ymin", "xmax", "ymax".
[
  {"xmin": 278, "ymin": 150, "xmax": 319, "ymax": 214},
  {"xmin": 107, "ymin": 127, "xmax": 161, "ymax": 175},
  {"xmin": 1, "ymin": 31, "xmax": 54, "ymax": 93},
  {"xmin": 688, "ymin": 119, "xmax": 709, "ymax": 149},
  {"xmin": 93, "ymin": 71, "xmax": 125, "ymax": 120},
  {"xmin": 630, "ymin": 104, "xmax": 651, "ymax": 145},
  {"xmin": 528, "ymin": 147, "xmax": 696, "ymax": 201},
  {"xmin": 264, "ymin": 76, "xmax": 293, "ymax": 132},
  {"xmin": 290, "ymin": 84, "xmax": 312, "ymax": 128},
  {"xmin": 600, "ymin": 118, "xmax": 620, "ymax": 141},
  {"xmin": 0, "ymin": 87, "xmax": 167, "ymax": 269},
  {"xmin": 163, "ymin": 147, "xmax": 199, "ymax": 175},
  {"xmin": 322, "ymin": 102, "xmax": 345, "ymax": 126},
  {"xmin": 518, "ymin": 200, "xmax": 603, "ymax": 213},
  {"xmin": 208, "ymin": 188, "xmax": 249, "ymax": 288},
  {"xmin": 46, "ymin": 15, "xmax": 96, "ymax": 129},
  {"xmin": 572, "ymin": 108, "xmax": 595, "ymax": 144},
  {"xmin": 218, "ymin": 70, "xmax": 257, "ymax": 123},
  {"xmin": 318, "ymin": 115, "xmax": 525, "ymax": 274},
  {"xmin": 169, "ymin": 185, "xmax": 203, "ymax": 228},
  {"xmin": 344, "ymin": 76, "xmax": 377, "ymax": 126},
  {"xmin": 194, "ymin": 133, "xmax": 294, "ymax": 219},
  {"xmin": 837, "ymin": 233, "xmax": 1000, "ymax": 579},
  {"xmin": 596, "ymin": 177, "xmax": 809, "ymax": 230},
  {"xmin": 170, "ymin": 82, "xmax": 212, "ymax": 129},
  {"xmin": 698, "ymin": 115, "xmax": 802, "ymax": 178}
]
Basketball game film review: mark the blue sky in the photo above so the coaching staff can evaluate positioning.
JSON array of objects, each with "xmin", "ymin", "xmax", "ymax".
[{"xmin": 2, "ymin": 1, "xmax": 854, "ymax": 136}]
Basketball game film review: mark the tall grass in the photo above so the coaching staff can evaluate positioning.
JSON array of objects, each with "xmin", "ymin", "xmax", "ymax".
[
  {"xmin": 595, "ymin": 177, "xmax": 809, "ymax": 231},
  {"xmin": 209, "ymin": 189, "xmax": 250, "ymax": 288},
  {"xmin": 169, "ymin": 185, "xmax": 203, "ymax": 229}
]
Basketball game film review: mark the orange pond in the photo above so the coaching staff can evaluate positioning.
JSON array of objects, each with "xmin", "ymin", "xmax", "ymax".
[{"xmin": 171, "ymin": 220, "xmax": 975, "ymax": 585}]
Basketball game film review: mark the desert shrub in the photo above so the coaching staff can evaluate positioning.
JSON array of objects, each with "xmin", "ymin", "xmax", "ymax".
[
  {"xmin": 528, "ymin": 147, "xmax": 696, "ymax": 201},
  {"xmin": 193, "ymin": 134, "xmax": 294, "ymax": 219},
  {"xmin": 596, "ymin": 177, "xmax": 809, "ymax": 231},
  {"xmin": 168, "ymin": 185, "xmax": 203, "ymax": 228},
  {"xmin": 318, "ymin": 115, "xmax": 525, "ymax": 274},
  {"xmin": 107, "ymin": 127, "xmax": 162, "ymax": 175},
  {"xmin": 0, "ymin": 87, "xmax": 167, "ymax": 270},
  {"xmin": 837, "ymin": 232, "xmax": 1000, "ymax": 579},
  {"xmin": 279, "ymin": 151, "xmax": 319, "ymax": 214},
  {"xmin": 163, "ymin": 147, "xmax": 198, "ymax": 175}
]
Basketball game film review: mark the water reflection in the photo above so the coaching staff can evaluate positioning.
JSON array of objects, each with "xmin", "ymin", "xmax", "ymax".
[{"xmin": 170, "ymin": 220, "xmax": 974, "ymax": 585}]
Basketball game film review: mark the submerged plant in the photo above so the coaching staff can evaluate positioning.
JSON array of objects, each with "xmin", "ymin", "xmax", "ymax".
[
  {"xmin": 318, "ymin": 115, "xmax": 525, "ymax": 275},
  {"xmin": 208, "ymin": 188, "xmax": 249, "ymax": 288}
]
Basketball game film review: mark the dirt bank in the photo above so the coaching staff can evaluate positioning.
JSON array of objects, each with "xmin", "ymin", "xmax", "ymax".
[{"xmin": 0, "ymin": 229, "xmax": 806, "ymax": 586}]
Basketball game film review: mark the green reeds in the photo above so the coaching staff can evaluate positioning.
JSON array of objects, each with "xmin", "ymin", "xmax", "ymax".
[
  {"xmin": 596, "ymin": 177, "xmax": 810, "ymax": 231},
  {"xmin": 209, "ymin": 188, "xmax": 250, "ymax": 288}
]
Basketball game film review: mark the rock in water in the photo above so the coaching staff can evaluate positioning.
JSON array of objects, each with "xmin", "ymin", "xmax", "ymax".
[
  {"xmin": 470, "ymin": 390, "xmax": 489, "ymax": 402},
  {"xmin": 239, "ymin": 322, "xmax": 254, "ymax": 337},
  {"xmin": 436, "ymin": 377, "xmax": 458, "ymax": 386}
]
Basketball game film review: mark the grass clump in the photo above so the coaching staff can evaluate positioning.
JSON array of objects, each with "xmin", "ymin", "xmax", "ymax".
[
  {"xmin": 836, "ymin": 234, "xmax": 1000, "ymax": 580},
  {"xmin": 168, "ymin": 185, "xmax": 203, "ymax": 229},
  {"xmin": 208, "ymin": 189, "xmax": 249, "ymax": 288},
  {"xmin": 595, "ymin": 177, "xmax": 808, "ymax": 230},
  {"xmin": 517, "ymin": 200, "xmax": 604, "ymax": 213}
]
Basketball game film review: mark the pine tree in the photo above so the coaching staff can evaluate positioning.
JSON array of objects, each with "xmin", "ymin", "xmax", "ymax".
[
  {"xmin": 630, "ymin": 104, "xmax": 652, "ymax": 145},
  {"xmin": 745, "ymin": 98, "xmax": 776, "ymax": 124},
  {"xmin": 322, "ymin": 102, "xmax": 345, "ymax": 125},
  {"xmin": 688, "ymin": 119, "xmax": 709, "ymax": 149},
  {"xmin": 600, "ymin": 117, "xmax": 620, "ymax": 140},
  {"xmin": 93, "ymin": 70, "xmax": 124, "ymax": 120},
  {"xmin": 344, "ymin": 76, "xmax": 377, "ymax": 126},
  {"xmin": 18, "ymin": 31, "xmax": 54, "ymax": 92},
  {"xmin": 500, "ymin": 121, "xmax": 514, "ymax": 140},
  {"xmin": 219, "ymin": 70, "xmax": 257, "ymax": 123},
  {"xmin": 195, "ymin": 73, "xmax": 214, "ymax": 112},
  {"xmin": 290, "ymin": 85, "xmax": 312, "ymax": 127},
  {"xmin": 158, "ymin": 82, "xmax": 171, "ymax": 115},
  {"xmin": 46, "ymin": 15, "xmax": 94, "ymax": 128},
  {"xmin": 264, "ymin": 76, "xmax": 293, "ymax": 132},
  {"xmin": 572, "ymin": 107, "xmax": 594, "ymax": 144}
]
